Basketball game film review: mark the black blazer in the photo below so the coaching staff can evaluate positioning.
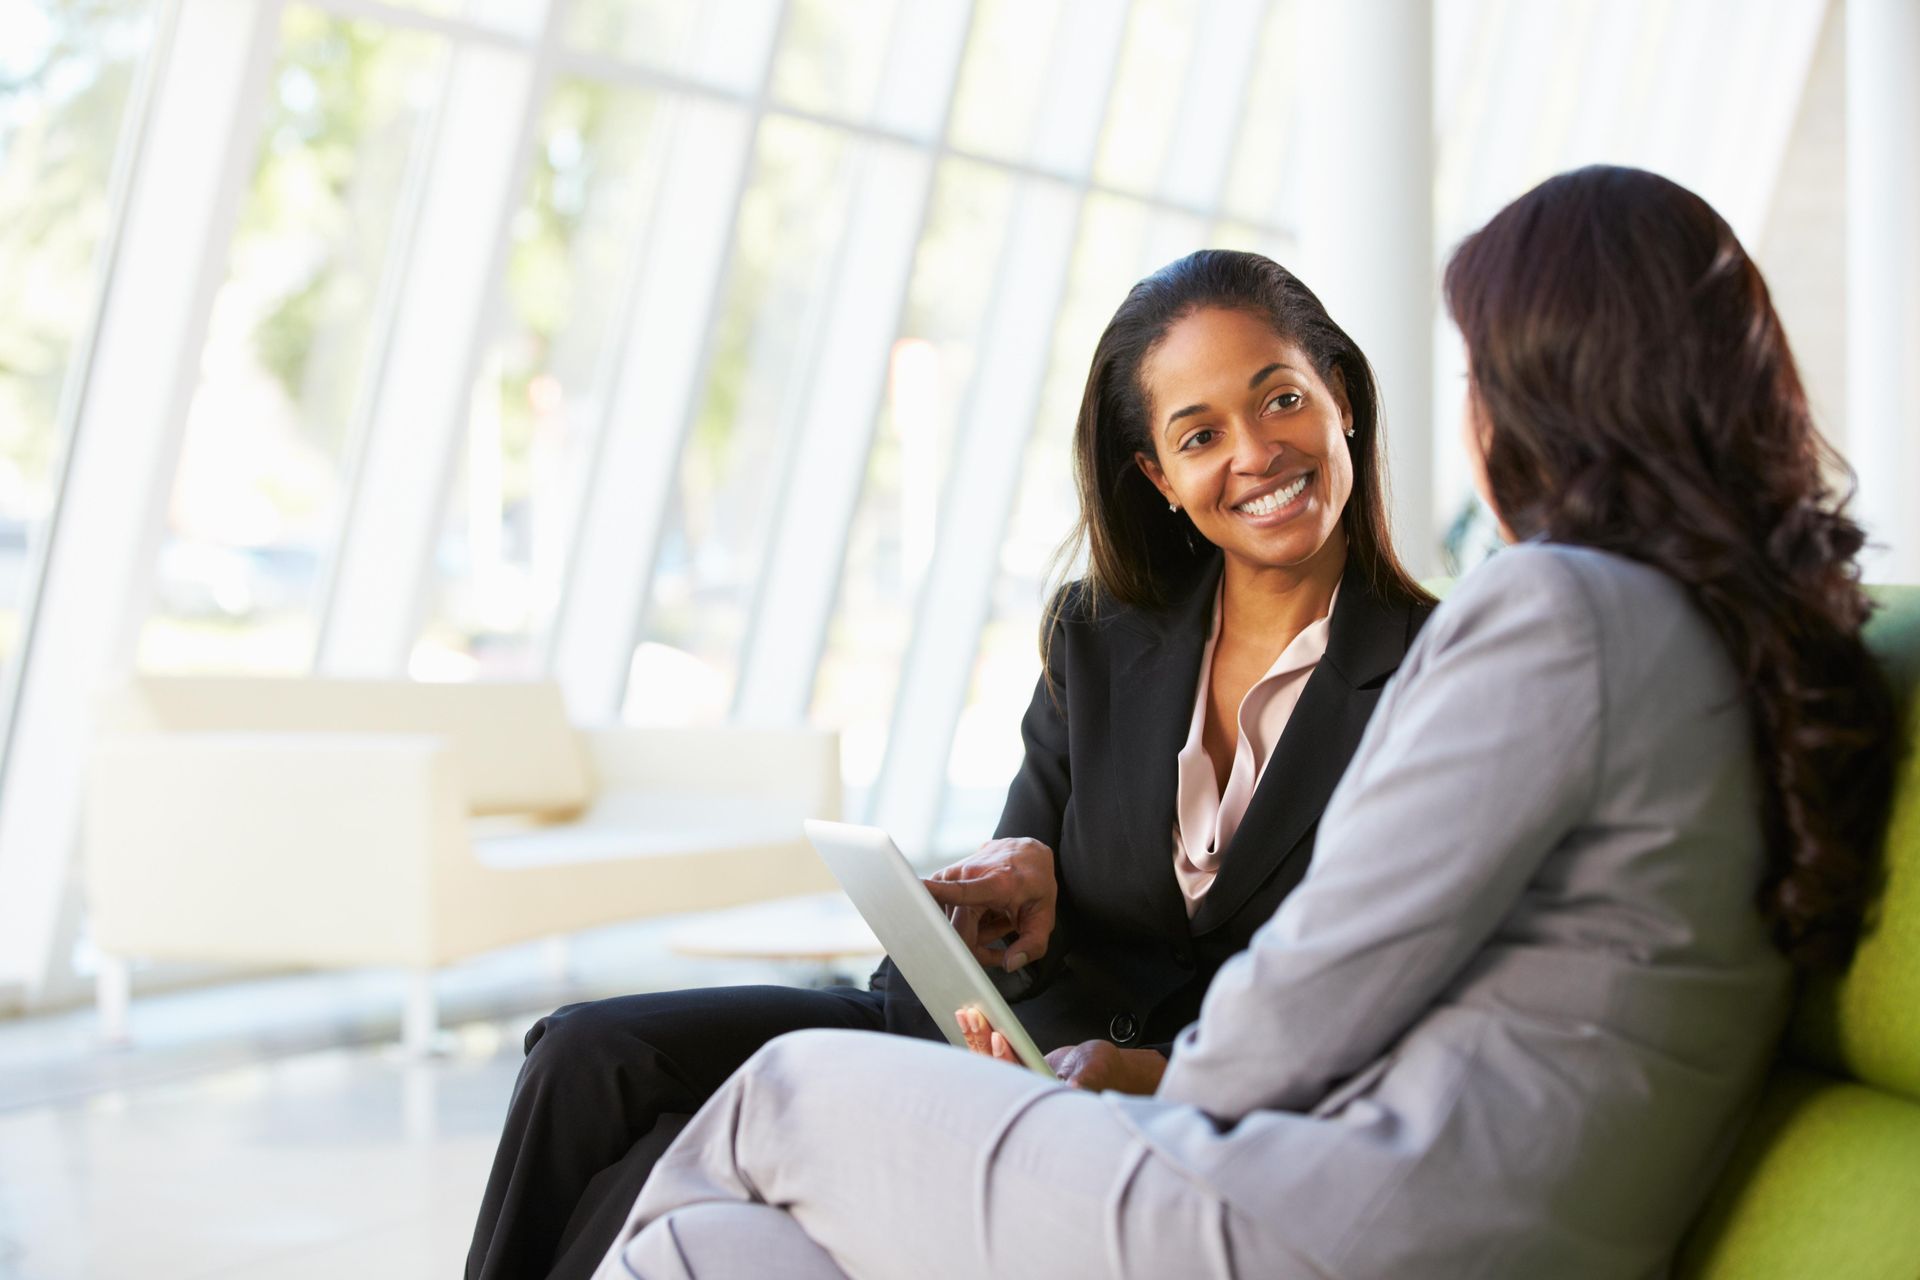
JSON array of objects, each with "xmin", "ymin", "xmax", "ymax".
[{"xmin": 876, "ymin": 555, "xmax": 1433, "ymax": 1055}]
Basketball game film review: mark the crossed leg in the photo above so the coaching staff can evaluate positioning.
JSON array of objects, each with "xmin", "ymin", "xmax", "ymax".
[
  {"xmin": 611, "ymin": 1204, "xmax": 847, "ymax": 1280},
  {"xmin": 589, "ymin": 1028, "xmax": 1299, "ymax": 1280}
]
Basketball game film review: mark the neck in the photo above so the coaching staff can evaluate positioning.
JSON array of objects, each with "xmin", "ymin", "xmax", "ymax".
[{"xmin": 1218, "ymin": 527, "xmax": 1348, "ymax": 649}]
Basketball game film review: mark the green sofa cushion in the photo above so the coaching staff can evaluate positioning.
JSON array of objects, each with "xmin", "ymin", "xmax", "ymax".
[
  {"xmin": 1786, "ymin": 586, "xmax": 1920, "ymax": 1102},
  {"xmin": 1680, "ymin": 585, "xmax": 1920, "ymax": 1272},
  {"xmin": 1677, "ymin": 1068, "xmax": 1920, "ymax": 1280}
]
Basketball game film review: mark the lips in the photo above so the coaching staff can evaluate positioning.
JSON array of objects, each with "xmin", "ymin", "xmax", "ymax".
[{"xmin": 1233, "ymin": 470, "xmax": 1311, "ymax": 516}]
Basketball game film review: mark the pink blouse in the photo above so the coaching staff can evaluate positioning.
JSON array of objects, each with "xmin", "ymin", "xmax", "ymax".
[{"xmin": 1171, "ymin": 580, "xmax": 1338, "ymax": 914}]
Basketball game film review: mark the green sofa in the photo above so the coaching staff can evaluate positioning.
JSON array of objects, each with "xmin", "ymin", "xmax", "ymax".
[{"xmin": 1676, "ymin": 586, "xmax": 1920, "ymax": 1277}]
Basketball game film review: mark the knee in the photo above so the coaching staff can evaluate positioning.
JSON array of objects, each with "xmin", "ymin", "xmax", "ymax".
[
  {"xmin": 732, "ymin": 1028, "xmax": 872, "ymax": 1118},
  {"xmin": 621, "ymin": 1219, "xmax": 688, "ymax": 1280},
  {"xmin": 745, "ymin": 1026, "xmax": 859, "ymax": 1077},
  {"xmin": 625, "ymin": 1207, "xmax": 843, "ymax": 1280},
  {"xmin": 520, "ymin": 997, "xmax": 652, "ymax": 1087}
]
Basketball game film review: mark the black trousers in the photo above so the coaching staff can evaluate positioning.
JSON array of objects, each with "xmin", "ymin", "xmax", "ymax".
[{"xmin": 464, "ymin": 983, "xmax": 916, "ymax": 1280}]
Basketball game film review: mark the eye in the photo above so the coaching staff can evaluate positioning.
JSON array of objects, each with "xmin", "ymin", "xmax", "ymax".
[
  {"xmin": 1178, "ymin": 427, "xmax": 1218, "ymax": 452},
  {"xmin": 1264, "ymin": 390, "xmax": 1303, "ymax": 414}
]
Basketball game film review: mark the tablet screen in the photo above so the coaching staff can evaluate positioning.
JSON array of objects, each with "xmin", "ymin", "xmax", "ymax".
[{"xmin": 803, "ymin": 819, "xmax": 1055, "ymax": 1078}]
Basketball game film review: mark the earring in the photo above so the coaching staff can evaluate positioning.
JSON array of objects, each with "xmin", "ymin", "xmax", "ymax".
[
  {"xmin": 1168, "ymin": 501, "xmax": 1179, "ymax": 512},
  {"xmin": 1345, "ymin": 427, "xmax": 1356, "ymax": 439}
]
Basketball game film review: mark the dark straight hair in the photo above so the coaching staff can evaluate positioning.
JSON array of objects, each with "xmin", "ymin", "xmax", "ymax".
[
  {"xmin": 1050, "ymin": 249, "xmax": 1430, "ymax": 637},
  {"xmin": 1444, "ymin": 164, "xmax": 1897, "ymax": 968}
]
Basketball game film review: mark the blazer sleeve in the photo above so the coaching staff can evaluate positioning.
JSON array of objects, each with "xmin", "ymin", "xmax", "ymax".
[
  {"xmin": 985, "ymin": 587, "xmax": 1081, "ymax": 995},
  {"xmin": 992, "ymin": 597, "xmax": 1074, "ymax": 850},
  {"xmin": 1156, "ymin": 547, "xmax": 1605, "ymax": 1119}
]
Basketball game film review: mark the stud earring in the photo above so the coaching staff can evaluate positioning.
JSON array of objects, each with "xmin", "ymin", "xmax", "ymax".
[
  {"xmin": 1345, "ymin": 427, "xmax": 1356, "ymax": 439},
  {"xmin": 1168, "ymin": 501, "xmax": 1179, "ymax": 512}
]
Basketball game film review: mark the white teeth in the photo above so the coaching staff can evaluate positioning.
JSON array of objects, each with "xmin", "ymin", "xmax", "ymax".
[{"xmin": 1236, "ymin": 474, "xmax": 1309, "ymax": 516}]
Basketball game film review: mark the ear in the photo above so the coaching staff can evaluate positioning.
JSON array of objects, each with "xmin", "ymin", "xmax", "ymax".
[
  {"xmin": 1327, "ymin": 364, "xmax": 1354, "ymax": 434},
  {"xmin": 1134, "ymin": 451, "xmax": 1175, "ymax": 506}
]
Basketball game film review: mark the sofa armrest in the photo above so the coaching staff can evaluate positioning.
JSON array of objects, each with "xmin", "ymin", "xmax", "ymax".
[
  {"xmin": 580, "ymin": 725, "xmax": 840, "ymax": 818},
  {"xmin": 83, "ymin": 733, "xmax": 469, "ymax": 968}
]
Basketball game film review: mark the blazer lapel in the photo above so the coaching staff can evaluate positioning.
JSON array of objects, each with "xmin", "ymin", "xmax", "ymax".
[
  {"xmin": 1109, "ymin": 557, "xmax": 1222, "ymax": 939},
  {"xmin": 1187, "ymin": 573, "xmax": 1416, "ymax": 936}
]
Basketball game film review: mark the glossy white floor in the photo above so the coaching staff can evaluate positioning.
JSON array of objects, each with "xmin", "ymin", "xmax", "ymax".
[{"xmin": 0, "ymin": 904, "xmax": 873, "ymax": 1280}]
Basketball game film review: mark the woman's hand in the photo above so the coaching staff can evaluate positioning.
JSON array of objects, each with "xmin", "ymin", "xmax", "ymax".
[
  {"xmin": 955, "ymin": 1010, "xmax": 1167, "ymax": 1095},
  {"xmin": 922, "ymin": 838, "xmax": 1057, "ymax": 973},
  {"xmin": 1043, "ymin": 1040, "xmax": 1167, "ymax": 1095}
]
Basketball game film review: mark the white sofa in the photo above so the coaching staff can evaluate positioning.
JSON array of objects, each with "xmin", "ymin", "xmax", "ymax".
[{"xmin": 82, "ymin": 676, "xmax": 839, "ymax": 1051}]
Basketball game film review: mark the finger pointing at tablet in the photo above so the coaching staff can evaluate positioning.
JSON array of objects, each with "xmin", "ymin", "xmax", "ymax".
[{"xmin": 923, "ymin": 838, "xmax": 1057, "ymax": 971}]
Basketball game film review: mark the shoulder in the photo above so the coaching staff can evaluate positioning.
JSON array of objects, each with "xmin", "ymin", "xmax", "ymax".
[
  {"xmin": 1423, "ymin": 543, "xmax": 1604, "ymax": 649},
  {"xmin": 1042, "ymin": 577, "xmax": 1167, "ymax": 646},
  {"xmin": 1426, "ymin": 543, "xmax": 1733, "ymax": 712},
  {"xmin": 1401, "ymin": 545, "xmax": 1618, "ymax": 719},
  {"xmin": 1437, "ymin": 542, "xmax": 1685, "ymax": 633},
  {"xmin": 1034, "ymin": 579, "xmax": 1140, "ymax": 687},
  {"xmin": 1040, "ymin": 580, "xmax": 1104, "ymax": 650},
  {"xmin": 1045, "ymin": 578, "xmax": 1097, "ymax": 626}
]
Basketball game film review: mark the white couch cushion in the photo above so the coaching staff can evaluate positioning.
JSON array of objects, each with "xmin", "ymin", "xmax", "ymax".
[
  {"xmin": 470, "ymin": 791, "xmax": 806, "ymax": 868},
  {"xmin": 104, "ymin": 677, "xmax": 592, "ymax": 816}
]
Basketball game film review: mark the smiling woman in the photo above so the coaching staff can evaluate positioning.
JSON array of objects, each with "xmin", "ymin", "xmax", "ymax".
[{"xmin": 934, "ymin": 248, "xmax": 1435, "ymax": 1081}]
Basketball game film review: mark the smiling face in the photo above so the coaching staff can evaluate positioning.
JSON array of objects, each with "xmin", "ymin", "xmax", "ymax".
[{"xmin": 1133, "ymin": 306, "xmax": 1354, "ymax": 578}]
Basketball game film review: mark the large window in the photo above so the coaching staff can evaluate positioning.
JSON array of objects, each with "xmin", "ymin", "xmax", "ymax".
[
  {"xmin": 110, "ymin": 0, "xmax": 1307, "ymax": 835},
  {"xmin": 0, "ymin": 0, "xmax": 1849, "ymax": 999},
  {"xmin": 52, "ymin": 0, "xmax": 1814, "ymax": 818},
  {"xmin": 636, "ymin": 114, "xmax": 869, "ymax": 714},
  {"xmin": 417, "ymin": 78, "xmax": 681, "ymax": 680},
  {"xmin": 813, "ymin": 158, "xmax": 1012, "ymax": 801},
  {"xmin": 0, "ymin": 0, "xmax": 159, "ymax": 690},
  {"xmin": 141, "ymin": 8, "xmax": 446, "ymax": 673}
]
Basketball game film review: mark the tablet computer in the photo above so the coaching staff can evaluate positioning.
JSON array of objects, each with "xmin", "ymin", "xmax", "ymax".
[{"xmin": 803, "ymin": 819, "xmax": 1055, "ymax": 1079}]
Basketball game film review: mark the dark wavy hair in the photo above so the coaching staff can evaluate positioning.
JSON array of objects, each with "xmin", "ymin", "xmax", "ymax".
[
  {"xmin": 1050, "ymin": 249, "xmax": 1429, "ymax": 636},
  {"xmin": 1444, "ymin": 165, "xmax": 1897, "ymax": 968}
]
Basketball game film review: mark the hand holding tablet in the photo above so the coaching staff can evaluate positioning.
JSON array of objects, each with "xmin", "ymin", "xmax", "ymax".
[{"xmin": 802, "ymin": 820, "xmax": 1057, "ymax": 1078}]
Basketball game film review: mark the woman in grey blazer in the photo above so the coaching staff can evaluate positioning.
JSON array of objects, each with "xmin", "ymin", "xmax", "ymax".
[{"xmin": 591, "ymin": 167, "xmax": 1898, "ymax": 1279}]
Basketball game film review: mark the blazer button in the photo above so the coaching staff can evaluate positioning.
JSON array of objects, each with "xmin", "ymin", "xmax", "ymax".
[
  {"xmin": 1172, "ymin": 945, "xmax": 1192, "ymax": 967},
  {"xmin": 1109, "ymin": 1013, "xmax": 1139, "ymax": 1044}
]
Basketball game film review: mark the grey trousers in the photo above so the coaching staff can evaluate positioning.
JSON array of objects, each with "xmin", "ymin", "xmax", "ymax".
[{"xmin": 588, "ymin": 1028, "xmax": 1314, "ymax": 1280}]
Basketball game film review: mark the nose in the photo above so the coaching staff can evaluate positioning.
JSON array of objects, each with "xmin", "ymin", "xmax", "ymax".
[{"xmin": 1228, "ymin": 416, "xmax": 1283, "ymax": 476}]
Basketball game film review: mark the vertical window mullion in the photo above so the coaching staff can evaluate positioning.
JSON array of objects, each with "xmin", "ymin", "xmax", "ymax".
[
  {"xmin": 731, "ymin": 0, "xmax": 976, "ymax": 726},
  {"xmin": 547, "ymin": 0, "xmax": 797, "ymax": 721},
  {"xmin": 315, "ymin": 1, "xmax": 565, "ymax": 675},
  {"xmin": 867, "ymin": 0, "xmax": 1137, "ymax": 858},
  {"xmin": 0, "ymin": 0, "xmax": 288, "ymax": 993}
]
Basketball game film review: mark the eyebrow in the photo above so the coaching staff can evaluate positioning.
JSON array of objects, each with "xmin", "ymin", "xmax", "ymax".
[{"xmin": 1161, "ymin": 362, "xmax": 1303, "ymax": 437}]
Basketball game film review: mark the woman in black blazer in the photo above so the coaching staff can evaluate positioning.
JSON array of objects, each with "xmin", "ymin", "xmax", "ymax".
[
  {"xmin": 466, "ymin": 249, "xmax": 1432, "ymax": 1280},
  {"xmin": 885, "ymin": 552, "xmax": 1429, "ymax": 1068}
]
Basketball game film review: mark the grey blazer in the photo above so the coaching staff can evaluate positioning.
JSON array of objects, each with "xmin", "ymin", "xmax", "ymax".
[{"xmin": 1112, "ymin": 542, "xmax": 1792, "ymax": 1278}]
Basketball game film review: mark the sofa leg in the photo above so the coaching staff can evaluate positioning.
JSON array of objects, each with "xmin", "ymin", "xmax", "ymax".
[
  {"xmin": 97, "ymin": 954, "xmax": 132, "ymax": 1047},
  {"xmin": 402, "ymin": 969, "xmax": 439, "ymax": 1058}
]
